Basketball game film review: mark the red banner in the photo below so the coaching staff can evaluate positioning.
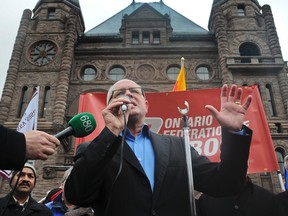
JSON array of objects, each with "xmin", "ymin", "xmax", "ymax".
[{"xmin": 77, "ymin": 86, "xmax": 279, "ymax": 174}]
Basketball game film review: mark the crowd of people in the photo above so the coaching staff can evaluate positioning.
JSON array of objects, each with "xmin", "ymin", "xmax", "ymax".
[{"xmin": 0, "ymin": 79, "xmax": 288, "ymax": 215}]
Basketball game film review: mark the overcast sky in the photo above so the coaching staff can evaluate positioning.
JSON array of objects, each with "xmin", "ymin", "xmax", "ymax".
[{"xmin": 0, "ymin": 0, "xmax": 287, "ymax": 98}]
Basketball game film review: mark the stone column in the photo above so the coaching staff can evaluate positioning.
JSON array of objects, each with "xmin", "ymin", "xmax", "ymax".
[
  {"xmin": 53, "ymin": 13, "xmax": 78, "ymax": 125},
  {"xmin": 212, "ymin": 8, "xmax": 233, "ymax": 85},
  {"xmin": 263, "ymin": 5, "xmax": 288, "ymax": 116},
  {"xmin": 0, "ymin": 10, "xmax": 31, "ymax": 123}
]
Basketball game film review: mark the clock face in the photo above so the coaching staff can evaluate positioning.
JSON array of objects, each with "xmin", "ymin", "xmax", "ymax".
[{"xmin": 29, "ymin": 41, "xmax": 57, "ymax": 66}]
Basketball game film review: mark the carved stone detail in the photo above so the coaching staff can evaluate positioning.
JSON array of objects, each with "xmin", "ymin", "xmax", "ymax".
[{"xmin": 135, "ymin": 64, "xmax": 156, "ymax": 81}]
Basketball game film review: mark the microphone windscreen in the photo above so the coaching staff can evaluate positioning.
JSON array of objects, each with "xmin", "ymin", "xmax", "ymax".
[{"xmin": 68, "ymin": 112, "xmax": 97, "ymax": 137}]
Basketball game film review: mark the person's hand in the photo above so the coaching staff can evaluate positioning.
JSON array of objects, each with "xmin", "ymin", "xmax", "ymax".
[
  {"xmin": 24, "ymin": 130, "xmax": 60, "ymax": 160},
  {"xmin": 205, "ymin": 84, "xmax": 252, "ymax": 132},
  {"xmin": 102, "ymin": 97, "xmax": 131, "ymax": 136}
]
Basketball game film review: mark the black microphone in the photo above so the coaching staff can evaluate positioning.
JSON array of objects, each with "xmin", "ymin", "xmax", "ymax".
[{"xmin": 55, "ymin": 112, "xmax": 96, "ymax": 140}]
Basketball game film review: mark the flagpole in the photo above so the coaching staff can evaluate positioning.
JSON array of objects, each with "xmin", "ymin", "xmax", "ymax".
[
  {"xmin": 277, "ymin": 170, "xmax": 285, "ymax": 191},
  {"xmin": 181, "ymin": 56, "xmax": 184, "ymax": 68},
  {"xmin": 178, "ymin": 101, "xmax": 197, "ymax": 216}
]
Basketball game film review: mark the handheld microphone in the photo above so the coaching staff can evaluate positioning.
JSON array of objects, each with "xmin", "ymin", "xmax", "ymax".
[
  {"xmin": 55, "ymin": 112, "xmax": 97, "ymax": 140},
  {"xmin": 121, "ymin": 104, "xmax": 128, "ymax": 112},
  {"xmin": 121, "ymin": 96, "xmax": 131, "ymax": 112}
]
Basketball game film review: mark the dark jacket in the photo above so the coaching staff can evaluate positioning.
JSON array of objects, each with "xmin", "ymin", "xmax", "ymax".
[
  {"xmin": 0, "ymin": 125, "xmax": 26, "ymax": 170},
  {"xmin": 65, "ymin": 126, "xmax": 252, "ymax": 216},
  {"xmin": 0, "ymin": 193, "xmax": 52, "ymax": 216},
  {"xmin": 198, "ymin": 180, "xmax": 286, "ymax": 216},
  {"xmin": 277, "ymin": 190, "xmax": 288, "ymax": 215}
]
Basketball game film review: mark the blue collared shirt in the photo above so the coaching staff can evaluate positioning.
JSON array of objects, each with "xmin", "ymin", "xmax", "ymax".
[{"xmin": 124, "ymin": 124, "xmax": 155, "ymax": 191}]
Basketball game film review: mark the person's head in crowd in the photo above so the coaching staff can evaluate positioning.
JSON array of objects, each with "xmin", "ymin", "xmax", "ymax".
[
  {"xmin": 10, "ymin": 162, "xmax": 36, "ymax": 195},
  {"xmin": 42, "ymin": 142, "xmax": 91, "ymax": 205},
  {"xmin": 1, "ymin": 162, "xmax": 52, "ymax": 215},
  {"xmin": 45, "ymin": 167, "xmax": 78, "ymax": 214},
  {"xmin": 61, "ymin": 167, "xmax": 73, "ymax": 186},
  {"xmin": 61, "ymin": 167, "xmax": 73, "ymax": 201}
]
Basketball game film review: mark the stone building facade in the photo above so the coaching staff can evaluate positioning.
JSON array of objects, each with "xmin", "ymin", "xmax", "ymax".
[{"xmin": 0, "ymin": 0, "xmax": 287, "ymax": 200}]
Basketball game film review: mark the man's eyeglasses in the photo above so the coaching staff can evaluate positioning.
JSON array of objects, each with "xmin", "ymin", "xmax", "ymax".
[{"xmin": 108, "ymin": 87, "xmax": 145, "ymax": 104}]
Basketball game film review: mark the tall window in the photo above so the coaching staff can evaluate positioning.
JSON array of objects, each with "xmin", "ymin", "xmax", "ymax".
[
  {"xmin": 48, "ymin": 8, "xmax": 56, "ymax": 19},
  {"xmin": 132, "ymin": 31, "xmax": 139, "ymax": 44},
  {"xmin": 265, "ymin": 84, "xmax": 277, "ymax": 116},
  {"xmin": 237, "ymin": 4, "xmax": 245, "ymax": 16},
  {"xmin": 143, "ymin": 31, "xmax": 150, "ymax": 44},
  {"xmin": 275, "ymin": 148, "xmax": 285, "ymax": 176},
  {"xmin": 41, "ymin": 86, "xmax": 50, "ymax": 118},
  {"xmin": 131, "ymin": 30, "xmax": 160, "ymax": 45},
  {"xmin": 18, "ymin": 86, "xmax": 29, "ymax": 118},
  {"xmin": 153, "ymin": 31, "xmax": 160, "ymax": 44}
]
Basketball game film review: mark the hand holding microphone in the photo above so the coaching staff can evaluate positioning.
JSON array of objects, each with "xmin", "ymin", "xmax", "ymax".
[
  {"xmin": 102, "ymin": 96, "xmax": 131, "ymax": 136},
  {"xmin": 121, "ymin": 95, "xmax": 131, "ymax": 112},
  {"xmin": 24, "ymin": 130, "xmax": 60, "ymax": 160}
]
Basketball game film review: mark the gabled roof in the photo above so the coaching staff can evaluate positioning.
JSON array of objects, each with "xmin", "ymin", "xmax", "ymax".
[{"xmin": 85, "ymin": 1, "xmax": 210, "ymax": 37}]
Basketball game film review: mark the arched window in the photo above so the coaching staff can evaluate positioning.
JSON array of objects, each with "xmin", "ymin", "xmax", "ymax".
[
  {"xmin": 41, "ymin": 86, "xmax": 50, "ymax": 118},
  {"xmin": 265, "ymin": 84, "xmax": 277, "ymax": 116},
  {"xmin": 167, "ymin": 65, "xmax": 181, "ymax": 80},
  {"xmin": 108, "ymin": 66, "xmax": 125, "ymax": 81},
  {"xmin": 239, "ymin": 42, "xmax": 261, "ymax": 63},
  {"xmin": 81, "ymin": 66, "xmax": 96, "ymax": 81},
  {"xmin": 196, "ymin": 65, "xmax": 211, "ymax": 80},
  {"xmin": 18, "ymin": 86, "xmax": 29, "ymax": 118},
  {"xmin": 275, "ymin": 148, "xmax": 286, "ymax": 176},
  {"xmin": 239, "ymin": 42, "xmax": 260, "ymax": 56}
]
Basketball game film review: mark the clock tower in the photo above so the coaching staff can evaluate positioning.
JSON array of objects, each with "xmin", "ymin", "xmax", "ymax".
[
  {"xmin": 0, "ymin": 0, "xmax": 84, "ymax": 130},
  {"xmin": 0, "ymin": 0, "xmax": 84, "ymax": 197}
]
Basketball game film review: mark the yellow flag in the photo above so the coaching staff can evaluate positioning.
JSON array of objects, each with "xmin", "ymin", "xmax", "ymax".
[{"xmin": 173, "ymin": 63, "xmax": 186, "ymax": 91}]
